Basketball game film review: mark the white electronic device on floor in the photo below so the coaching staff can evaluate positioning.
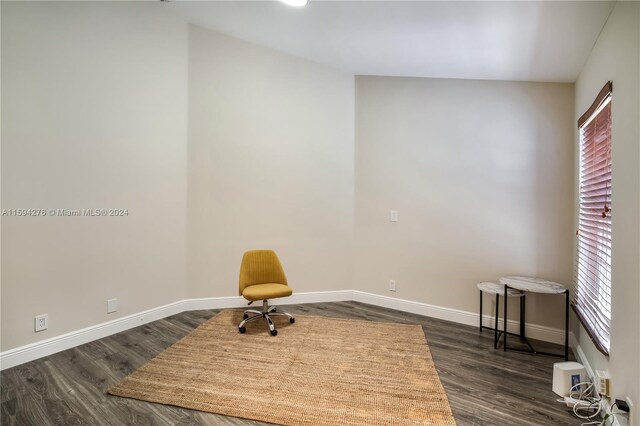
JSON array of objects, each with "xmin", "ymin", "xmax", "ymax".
[{"xmin": 552, "ymin": 361, "xmax": 586, "ymax": 397}]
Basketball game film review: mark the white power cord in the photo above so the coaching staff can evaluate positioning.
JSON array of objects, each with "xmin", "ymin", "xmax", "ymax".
[{"xmin": 557, "ymin": 381, "xmax": 607, "ymax": 424}]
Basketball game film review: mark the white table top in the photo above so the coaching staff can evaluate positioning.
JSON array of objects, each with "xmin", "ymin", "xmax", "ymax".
[
  {"xmin": 477, "ymin": 281, "xmax": 525, "ymax": 297},
  {"xmin": 499, "ymin": 276, "xmax": 567, "ymax": 294}
]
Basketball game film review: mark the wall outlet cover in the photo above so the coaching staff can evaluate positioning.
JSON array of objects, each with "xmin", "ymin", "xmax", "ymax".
[
  {"xmin": 107, "ymin": 298, "xmax": 118, "ymax": 314},
  {"xmin": 625, "ymin": 397, "xmax": 633, "ymax": 426},
  {"xmin": 34, "ymin": 314, "xmax": 48, "ymax": 332}
]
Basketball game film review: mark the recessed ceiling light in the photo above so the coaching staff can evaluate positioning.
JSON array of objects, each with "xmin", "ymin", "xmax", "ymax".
[{"xmin": 280, "ymin": 0, "xmax": 308, "ymax": 7}]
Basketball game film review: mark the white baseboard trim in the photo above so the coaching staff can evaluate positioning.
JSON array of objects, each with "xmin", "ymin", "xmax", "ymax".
[
  {"xmin": 482, "ymin": 316, "xmax": 566, "ymax": 345},
  {"xmin": 569, "ymin": 332, "xmax": 579, "ymax": 358},
  {"xmin": 351, "ymin": 291, "xmax": 566, "ymax": 345},
  {"xmin": 0, "ymin": 289, "xmax": 568, "ymax": 370},
  {"xmin": 0, "ymin": 290, "xmax": 355, "ymax": 370},
  {"xmin": 183, "ymin": 290, "xmax": 355, "ymax": 311},
  {"xmin": 572, "ymin": 341, "xmax": 594, "ymax": 379},
  {"xmin": 279, "ymin": 289, "xmax": 355, "ymax": 305},
  {"xmin": 353, "ymin": 290, "xmax": 477, "ymax": 325},
  {"xmin": 0, "ymin": 299, "xmax": 186, "ymax": 371}
]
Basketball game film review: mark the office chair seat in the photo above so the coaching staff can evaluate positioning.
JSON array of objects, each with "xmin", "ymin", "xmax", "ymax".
[{"xmin": 242, "ymin": 283, "xmax": 293, "ymax": 301}]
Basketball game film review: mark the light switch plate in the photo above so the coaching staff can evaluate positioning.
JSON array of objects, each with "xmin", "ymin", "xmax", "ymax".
[{"xmin": 390, "ymin": 210, "xmax": 398, "ymax": 222}]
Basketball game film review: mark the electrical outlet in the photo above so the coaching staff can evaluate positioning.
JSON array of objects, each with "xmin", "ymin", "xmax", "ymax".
[
  {"xmin": 107, "ymin": 298, "xmax": 118, "ymax": 314},
  {"xmin": 625, "ymin": 397, "xmax": 633, "ymax": 426},
  {"xmin": 389, "ymin": 280, "xmax": 396, "ymax": 292},
  {"xmin": 611, "ymin": 410, "xmax": 630, "ymax": 426},
  {"xmin": 604, "ymin": 397, "xmax": 633, "ymax": 426},
  {"xmin": 597, "ymin": 370, "xmax": 611, "ymax": 397},
  {"xmin": 390, "ymin": 210, "xmax": 399, "ymax": 222},
  {"xmin": 34, "ymin": 314, "xmax": 48, "ymax": 332}
]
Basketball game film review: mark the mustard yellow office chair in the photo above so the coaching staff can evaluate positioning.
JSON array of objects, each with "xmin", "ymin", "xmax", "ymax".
[{"xmin": 238, "ymin": 250, "xmax": 295, "ymax": 336}]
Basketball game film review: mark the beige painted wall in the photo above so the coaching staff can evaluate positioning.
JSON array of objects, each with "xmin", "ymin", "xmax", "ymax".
[
  {"xmin": 573, "ymin": 1, "xmax": 639, "ymax": 406},
  {"xmin": 354, "ymin": 76, "xmax": 575, "ymax": 328},
  {"xmin": 187, "ymin": 26, "xmax": 354, "ymax": 298},
  {"xmin": 1, "ymin": 2, "xmax": 189, "ymax": 350}
]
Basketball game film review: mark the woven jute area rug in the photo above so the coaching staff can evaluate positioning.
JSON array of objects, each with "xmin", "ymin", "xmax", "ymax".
[{"xmin": 108, "ymin": 310, "xmax": 456, "ymax": 425}]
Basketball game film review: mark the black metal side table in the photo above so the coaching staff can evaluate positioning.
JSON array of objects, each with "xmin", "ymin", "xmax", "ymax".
[
  {"xmin": 500, "ymin": 276, "xmax": 569, "ymax": 360},
  {"xmin": 477, "ymin": 281, "xmax": 526, "ymax": 349}
]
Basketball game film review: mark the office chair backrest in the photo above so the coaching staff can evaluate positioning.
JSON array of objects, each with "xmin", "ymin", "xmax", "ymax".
[{"xmin": 239, "ymin": 250, "xmax": 288, "ymax": 295}]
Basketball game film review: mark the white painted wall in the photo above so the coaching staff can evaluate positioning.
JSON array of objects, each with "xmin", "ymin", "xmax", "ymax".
[
  {"xmin": 354, "ymin": 76, "xmax": 575, "ymax": 328},
  {"xmin": 573, "ymin": 1, "xmax": 639, "ymax": 407},
  {"xmin": 1, "ymin": 2, "xmax": 189, "ymax": 351},
  {"xmin": 187, "ymin": 26, "xmax": 354, "ymax": 298},
  {"xmin": 4, "ymin": 3, "xmax": 629, "ymax": 384}
]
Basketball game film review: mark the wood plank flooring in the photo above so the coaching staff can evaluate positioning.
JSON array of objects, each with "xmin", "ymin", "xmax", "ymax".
[{"xmin": 1, "ymin": 302, "xmax": 583, "ymax": 425}]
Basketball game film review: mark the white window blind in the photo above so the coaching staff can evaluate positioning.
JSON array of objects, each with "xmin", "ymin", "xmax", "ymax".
[{"xmin": 573, "ymin": 81, "xmax": 612, "ymax": 356}]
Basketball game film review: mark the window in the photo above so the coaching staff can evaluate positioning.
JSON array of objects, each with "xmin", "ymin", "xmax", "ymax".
[{"xmin": 573, "ymin": 81, "xmax": 612, "ymax": 356}]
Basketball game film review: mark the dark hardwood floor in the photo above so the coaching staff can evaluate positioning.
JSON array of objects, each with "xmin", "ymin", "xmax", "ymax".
[{"xmin": 1, "ymin": 301, "xmax": 582, "ymax": 425}]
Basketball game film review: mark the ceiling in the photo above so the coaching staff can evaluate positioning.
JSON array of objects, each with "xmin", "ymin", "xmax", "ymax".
[{"xmin": 165, "ymin": 1, "xmax": 615, "ymax": 83}]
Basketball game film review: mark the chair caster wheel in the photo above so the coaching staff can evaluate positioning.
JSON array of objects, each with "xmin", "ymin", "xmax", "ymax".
[
  {"xmin": 243, "ymin": 313, "xmax": 248, "ymax": 319},
  {"xmin": 289, "ymin": 318, "xmax": 295, "ymax": 324},
  {"xmin": 239, "ymin": 327, "xmax": 246, "ymax": 334},
  {"xmin": 270, "ymin": 329, "xmax": 278, "ymax": 336}
]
